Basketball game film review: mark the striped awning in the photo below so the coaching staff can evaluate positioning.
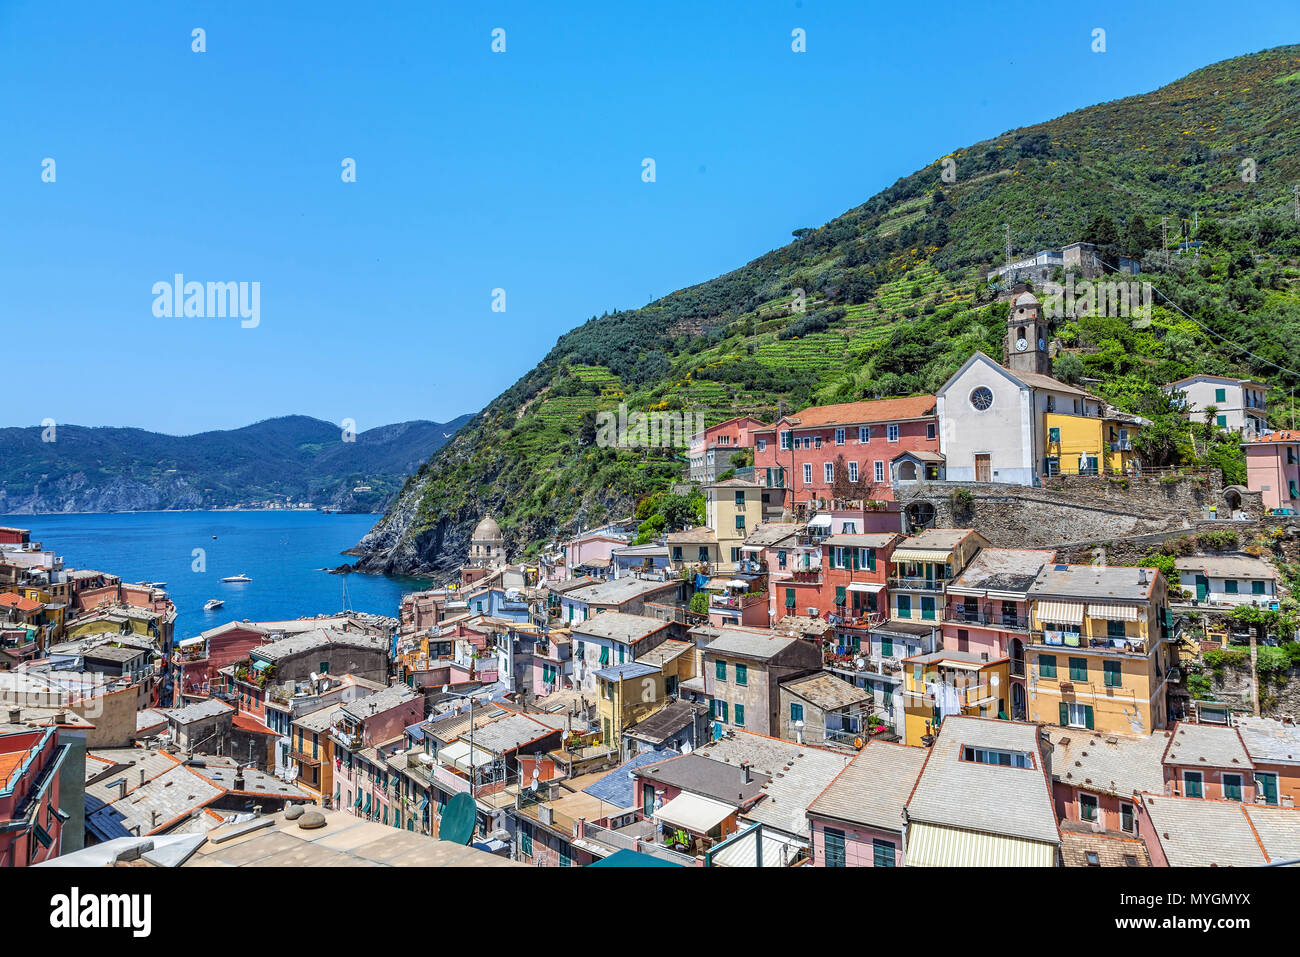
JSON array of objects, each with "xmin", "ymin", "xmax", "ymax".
[
  {"xmin": 847, "ymin": 582, "xmax": 885, "ymax": 593},
  {"xmin": 1035, "ymin": 600, "xmax": 1084, "ymax": 624},
  {"xmin": 906, "ymin": 823, "xmax": 1057, "ymax": 867},
  {"xmin": 892, "ymin": 549, "xmax": 952, "ymax": 564},
  {"xmin": 1087, "ymin": 603, "xmax": 1139, "ymax": 622}
]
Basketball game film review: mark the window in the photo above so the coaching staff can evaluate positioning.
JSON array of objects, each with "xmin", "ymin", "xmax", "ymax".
[
  {"xmin": 835, "ymin": 428, "xmax": 845, "ymax": 445},
  {"xmin": 1107, "ymin": 620, "xmax": 1126, "ymax": 640},
  {"xmin": 880, "ymin": 637, "xmax": 893, "ymax": 657},
  {"xmin": 962, "ymin": 746, "xmax": 1032, "ymax": 768},
  {"xmin": 716, "ymin": 700, "xmax": 728, "ymax": 723},
  {"xmin": 970, "ymin": 386, "xmax": 994, "ymax": 411},
  {"xmin": 734, "ymin": 491, "xmax": 745, "ymax": 507},
  {"xmin": 1223, "ymin": 773, "xmax": 1243, "ymax": 802},
  {"xmin": 1120, "ymin": 802, "xmax": 1136, "ymax": 834},
  {"xmin": 1224, "ymin": 579, "xmax": 1238, "ymax": 594},
  {"xmin": 1256, "ymin": 771, "xmax": 1279, "ymax": 806},
  {"xmin": 1048, "ymin": 426, "xmax": 1060, "ymax": 443},
  {"xmin": 926, "ymin": 423, "xmax": 936, "ymax": 440},
  {"xmin": 756, "ymin": 439, "xmax": 766, "ymax": 452},
  {"xmin": 920, "ymin": 596, "xmax": 936, "ymax": 621},
  {"xmin": 872, "ymin": 839, "xmax": 896, "ymax": 868},
  {"xmin": 715, "ymin": 660, "xmax": 727, "ymax": 681},
  {"xmin": 896, "ymin": 595, "xmax": 912, "ymax": 619},
  {"xmin": 1183, "ymin": 771, "xmax": 1203, "ymax": 798},
  {"xmin": 734, "ymin": 703, "xmax": 745, "ymax": 727},
  {"xmin": 1104, "ymin": 660, "xmax": 1121, "ymax": 688},
  {"xmin": 825, "ymin": 463, "xmax": 834, "ymax": 484},
  {"xmin": 874, "ymin": 461, "xmax": 884, "ymax": 483},
  {"xmin": 1080, "ymin": 793, "xmax": 1098, "ymax": 822},
  {"xmin": 735, "ymin": 514, "xmax": 745, "ymax": 531},
  {"xmin": 735, "ymin": 663, "xmax": 747, "ymax": 686},
  {"xmin": 1068, "ymin": 657, "xmax": 1088, "ymax": 682},
  {"xmin": 824, "ymin": 827, "xmax": 846, "ymax": 868},
  {"xmin": 1216, "ymin": 415, "xmax": 1226, "ymax": 427},
  {"xmin": 813, "ymin": 436, "xmax": 822, "ymax": 449},
  {"xmin": 1252, "ymin": 580, "xmax": 1266, "ymax": 595},
  {"xmin": 848, "ymin": 461, "xmax": 859, "ymax": 482},
  {"xmin": 887, "ymin": 424, "xmax": 900, "ymax": 442},
  {"xmin": 1215, "ymin": 387, "xmax": 1227, "ymax": 403},
  {"xmin": 599, "ymin": 645, "xmax": 609, "ymax": 665},
  {"xmin": 858, "ymin": 426, "xmax": 869, "ymax": 442},
  {"xmin": 803, "ymin": 464, "xmax": 813, "ymax": 485},
  {"xmin": 780, "ymin": 431, "xmax": 792, "ymax": 450},
  {"xmin": 1084, "ymin": 851, "xmax": 1101, "ymax": 867},
  {"xmin": 790, "ymin": 702, "xmax": 804, "ymax": 723},
  {"xmin": 1061, "ymin": 702, "xmax": 1094, "ymax": 729}
]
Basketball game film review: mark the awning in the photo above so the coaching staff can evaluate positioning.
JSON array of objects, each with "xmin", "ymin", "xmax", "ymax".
[
  {"xmin": 1087, "ymin": 603, "xmax": 1139, "ymax": 622},
  {"xmin": 807, "ymin": 514, "xmax": 833, "ymax": 528},
  {"xmin": 438, "ymin": 740, "xmax": 493, "ymax": 773},
  {"xmin": 724, "ymin": 580, "xmax": 750, "ymax": 589},
  {"xmin": 1035, "ymin": 600, "xmax": 1084, "ymax": 624},
  {"xmin": 177, "ymin": 636, "xmax": 204, "ymax": 648},
  {"xmin": 847, "ymin": 582, "xmax": 885, "ymax": 593},
  {"xmin": 740, "ymin": 545, "xmax": 763, "ymax": 554},
  {"xmin": 654, "ymin": 792, "xmax": 735, "ymax": 834},
  {"xmin": 892, "ymin": 549, "xmax": 952, "ymax": 564},
  {"xmin": 906, "ymin": 823, "xmax": 1057, "ymax": 867},
  {"xmin": 252, "ymin": 659, "xmax": 270, "ymax": 671}
]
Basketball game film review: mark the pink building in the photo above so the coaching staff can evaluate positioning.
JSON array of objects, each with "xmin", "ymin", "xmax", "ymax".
[
  {"xmin": 172, "ymin": 621, "xmax": 270, "ymax": 703},
  {"xmin": 942, "ymin": 548, "xmax": 1055, "ymax": 721},
  {"xmin": 1161, "ymin": 722, "xmax": 1257, "ymax": 802},
  {"xmin": 1046, "ymin": 727, "xmax": 1168, "ymax": 838},
  {"xmin": 806, "ymin": 740, "xmax": 926, "ymax": 866},
  {"xmin": 333, "ymin": 684, "xmax": 425, "ymax": 823},
  {"xmin": 751, "ymin": 396, "xmax": 939, "ymax": 512},
  {"xmin": 562, "ymin": 531, "xmax": 629, "ymax": 579},
  {"xmin": 689, "ymin": 416, "xmax": 765, "ymax": 483},
  {"xmin": 1244, "ymin": 430, "xmax": 1300, "ymax": 511},
  {"xmin": 0, "ymin": 727, "xmax": 67, "ymax": 866}
]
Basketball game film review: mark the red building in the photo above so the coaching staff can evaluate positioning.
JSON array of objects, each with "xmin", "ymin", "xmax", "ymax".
[
  {"xmin": 689, "ymin": 415, "xmax": 766, "ymax": 483},
  {"xmin": 0, "ymin": 527, "xmax": 31, "ymax": 547},
  {"xmin": 751, "ymin": 396, "xmax": 939, "ymax": 511},
  {"xmin": 0, "ymin": 727, "xmax": 68, "ymax": 866}
]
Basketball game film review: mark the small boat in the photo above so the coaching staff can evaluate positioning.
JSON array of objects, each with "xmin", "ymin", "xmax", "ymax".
[
  {"xmin": 220, "ymin": 573, "xmax": 252, "ymax": 583},
  {"xmin": 203, "ymin": 599, "xmax": 224, "ymax": 611}
]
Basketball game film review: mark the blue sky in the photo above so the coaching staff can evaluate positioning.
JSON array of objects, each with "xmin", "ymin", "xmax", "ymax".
[{"xmin": 2, "ymin": 1, "xmax": 1296, "ymax": 434}]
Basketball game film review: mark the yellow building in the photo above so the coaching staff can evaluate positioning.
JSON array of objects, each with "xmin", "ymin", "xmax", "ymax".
[
  {"xmin": 1025, "ymin": 564, "xmax": 1176, "ymax": 735},
  {"xmin": 65, "ymin": 606, "xmax": 158, "ymax": 642},
  {"xmin": 1043, "ymin": 409, "xmax": 1143, "ymax": 476},
  {"xmin": 888, "ymin": 528, "xmax": 989, "ymax": 624},
  {"xmin": 899, "ymin": 650, "xmax": 1012, "ymax": 747},
  {"xmin": 704, "ymin": 479, "xmax": 764, "ymax": 573},
  {"xmin": 596, "ymin": 661, "xmax": 666, "ymax": 755}
]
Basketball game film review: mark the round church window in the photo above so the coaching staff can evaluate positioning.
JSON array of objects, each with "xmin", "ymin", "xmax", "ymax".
[{"xmin": 970, "ymin": 386, "xmax": 994, "ymax": 411}]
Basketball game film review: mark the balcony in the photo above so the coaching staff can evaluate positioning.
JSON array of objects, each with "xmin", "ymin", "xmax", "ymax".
[
  {"xmin": 788, "ymin": 568, "xmax": 822, "ymax": 584},
  {"xmin": 735, "ymin": 559, "xmax": 767, "ymax": 575},
  {"xmin": 889, "ymin": 576, "xmax": 945, "ymax": 592},
  {"xmin": 1108, "ymin": 440, "xmax": 1133, "ymax": 452},
  {"xmin": 826, "ymin": 611, "xmax": 883, "ymax": 630},
  {"xmin": 1029, "ymin": 630, "xmax": 1151, "ymax": 655},
  {"xmin": 944, "ymin": 609, "xmax": 1030, "ymax": 631},
  {"xmin": 710, "ymin": 591, "xmax": 766, "ymax": 611}
]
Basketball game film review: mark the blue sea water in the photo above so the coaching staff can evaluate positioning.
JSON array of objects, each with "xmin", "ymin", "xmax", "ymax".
[{"xmin": 0, "ymin": 511, "xmax": 428, "ymax": 639}]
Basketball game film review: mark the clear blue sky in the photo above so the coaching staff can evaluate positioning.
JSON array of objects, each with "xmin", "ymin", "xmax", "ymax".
[{"xmin": 2, "ymin": 1, "xmax": 1296, "ymax": 434}]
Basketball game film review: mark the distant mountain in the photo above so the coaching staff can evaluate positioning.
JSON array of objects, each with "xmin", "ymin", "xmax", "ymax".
[
  {"xmin": 0, "ymin": 414, "xmax": 472, "ymax": 514},
  {"xmin": 352, "ymin": 45, "xmax": 1300, "ymax": 577}
]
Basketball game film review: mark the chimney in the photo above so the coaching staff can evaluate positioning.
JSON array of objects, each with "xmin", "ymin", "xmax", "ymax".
[
  {"xmin": 151, "ymin": 810, "xmax": 159, "ymax": 829},
  {"xmin": 234, "ymin": 767, "xmax": 245, "ymax": 791},
  {"xmin": 6, "ymin": 707, "xmax": 20, "ymax": 724},
  {"xmin": 117, "ymin": 779, "xmax": 128, "ymax": 799},
  {"xmin": 138, "ymin": 768, "xmax": 147, "ymax": 788},
  {"xmin": 740, "ymin": 761, "xmax": 751, "ymax": 785},
  {"xmin": 53, "ymin": 710, "xmax": 67, "ymax": 725},
  {"xmin": 1139, "ymin": 568, "xmax": 1149, "ymax": 585}
]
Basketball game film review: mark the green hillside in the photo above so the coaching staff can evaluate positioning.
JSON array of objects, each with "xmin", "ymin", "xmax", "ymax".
[{"xmin": 354, "ymin": 45, "xmax": 1300, "ymax": 576}]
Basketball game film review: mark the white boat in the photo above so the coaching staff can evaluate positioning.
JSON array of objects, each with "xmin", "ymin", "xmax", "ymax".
[
  {"xmin": 203, "ymin": 599, "xmax": 224, "ymax": 611},
  {"xmin": 220, "ymin": 573, "xmax": 252, "ymax": 583}
]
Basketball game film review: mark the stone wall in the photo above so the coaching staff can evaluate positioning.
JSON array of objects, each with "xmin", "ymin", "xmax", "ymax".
[{"xmin": 895, "ymin": 475, "xmax": 1209, "ymax": 547}]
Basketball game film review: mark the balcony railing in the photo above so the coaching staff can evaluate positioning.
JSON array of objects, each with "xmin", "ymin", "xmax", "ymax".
[
  {"xmin": 889, "ymin": 577, "xmax": 945, "ymax": 592},
  {"xmin": 945, "ymin": 609, "xmax": 1030, "ymax": 631},
  {"xmin": 1029, "ymin": 630, "xmax": 1151, "ymax": 654},
  {"xmin": 710, "ymin": 591, "xmax": 766, "ymax": 611},
  {"xmin": 788, "ymin": 569, "xmax": 822, "ymax": 584}
]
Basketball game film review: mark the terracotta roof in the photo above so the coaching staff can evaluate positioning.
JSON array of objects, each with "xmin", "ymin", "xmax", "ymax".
[
  {"xmin": 757, "ymin": 395, "xmax": 937, "ymax": 430},
  {"xmin": 0, "ymin": 593, "xmax": 42, "ymax": 613},
  {"xmin": 1243, "ymin": 430, "xmax": 1300, "ymax": 445}
]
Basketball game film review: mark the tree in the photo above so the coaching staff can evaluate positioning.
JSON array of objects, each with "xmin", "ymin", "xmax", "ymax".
[
  {"xmin": 1084, "ymin": 212, "xmax": 1119, "ymax": 249},
  {"xmin": 1202, "ymin": 405, "xmax": 1219, "ymax": 441},
  {"xmin": 1052, "ymin": 351, "xmax": 1085, "ymax": 384}
]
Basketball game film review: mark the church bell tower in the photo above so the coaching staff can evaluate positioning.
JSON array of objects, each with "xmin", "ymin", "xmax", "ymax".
[{"xmin": 1005, "ymin": 291, "xmax": 1052, "ymax": 375}]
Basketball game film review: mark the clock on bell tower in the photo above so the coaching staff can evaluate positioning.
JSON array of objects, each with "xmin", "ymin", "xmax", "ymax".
[{"xmin": 1005, "ymin": 291, "xmax": 1052, "ymax": 375}]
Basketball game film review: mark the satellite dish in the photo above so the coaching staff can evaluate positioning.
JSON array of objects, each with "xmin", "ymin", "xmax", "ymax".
[
  {"xmin": 854, "ymin": 657, "xmax": 866, "ymax": 671},
  {"xmin": 438, "ymin": 792, "xmax": 476, "ymax": 845}
]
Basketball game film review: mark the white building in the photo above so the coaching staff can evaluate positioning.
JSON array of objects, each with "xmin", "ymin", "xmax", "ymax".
[
  {"xmin": 1164, "ymin": 374, "xmax": 1269, "ymax": 438},
  {"xmin": 1174, "ymin": 555, "xmax": 1279, "ymax": 607},
  {"xmin": 936, "ymin": 351, "xmax": 1106, "ymax": 485}
]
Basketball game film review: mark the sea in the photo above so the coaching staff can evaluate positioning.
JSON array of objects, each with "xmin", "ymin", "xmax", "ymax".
[{"xmin": 0, "ymin": 510, "xmax": 429, "ymax": 639}]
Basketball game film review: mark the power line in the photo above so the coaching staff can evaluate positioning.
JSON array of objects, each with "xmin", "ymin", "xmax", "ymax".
[{"xmin": 1093, "ymin": 254, "xmax": 1300, "ymax": 381}]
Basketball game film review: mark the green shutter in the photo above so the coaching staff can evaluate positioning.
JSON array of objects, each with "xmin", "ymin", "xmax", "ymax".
[
  {"xmin": 867, "ymin": 549, "xmax": 876, "ymax": 572},
  {"xmin": 851, "ymin": 549, "xmax": 859, "ymax": 570},
  {"xmin": 835, "ymin": 585, "xmax": 846, "ymax": 606},
  {"xmin": 785, "ymin": 588, "xmax": 796, "ymax": 608},
  {"xmin": 1084, "ymin": 705, "xmax": 1094, "ymax": 730},
  {"xmin": 1059, "ymin": 702, "xmax": 1069, "ymax": 726}
]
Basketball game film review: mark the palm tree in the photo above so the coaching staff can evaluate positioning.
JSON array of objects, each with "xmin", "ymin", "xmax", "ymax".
[{"xmin": 1202, "ymin": 405, "xmax": 1219, "ymax": 442}]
